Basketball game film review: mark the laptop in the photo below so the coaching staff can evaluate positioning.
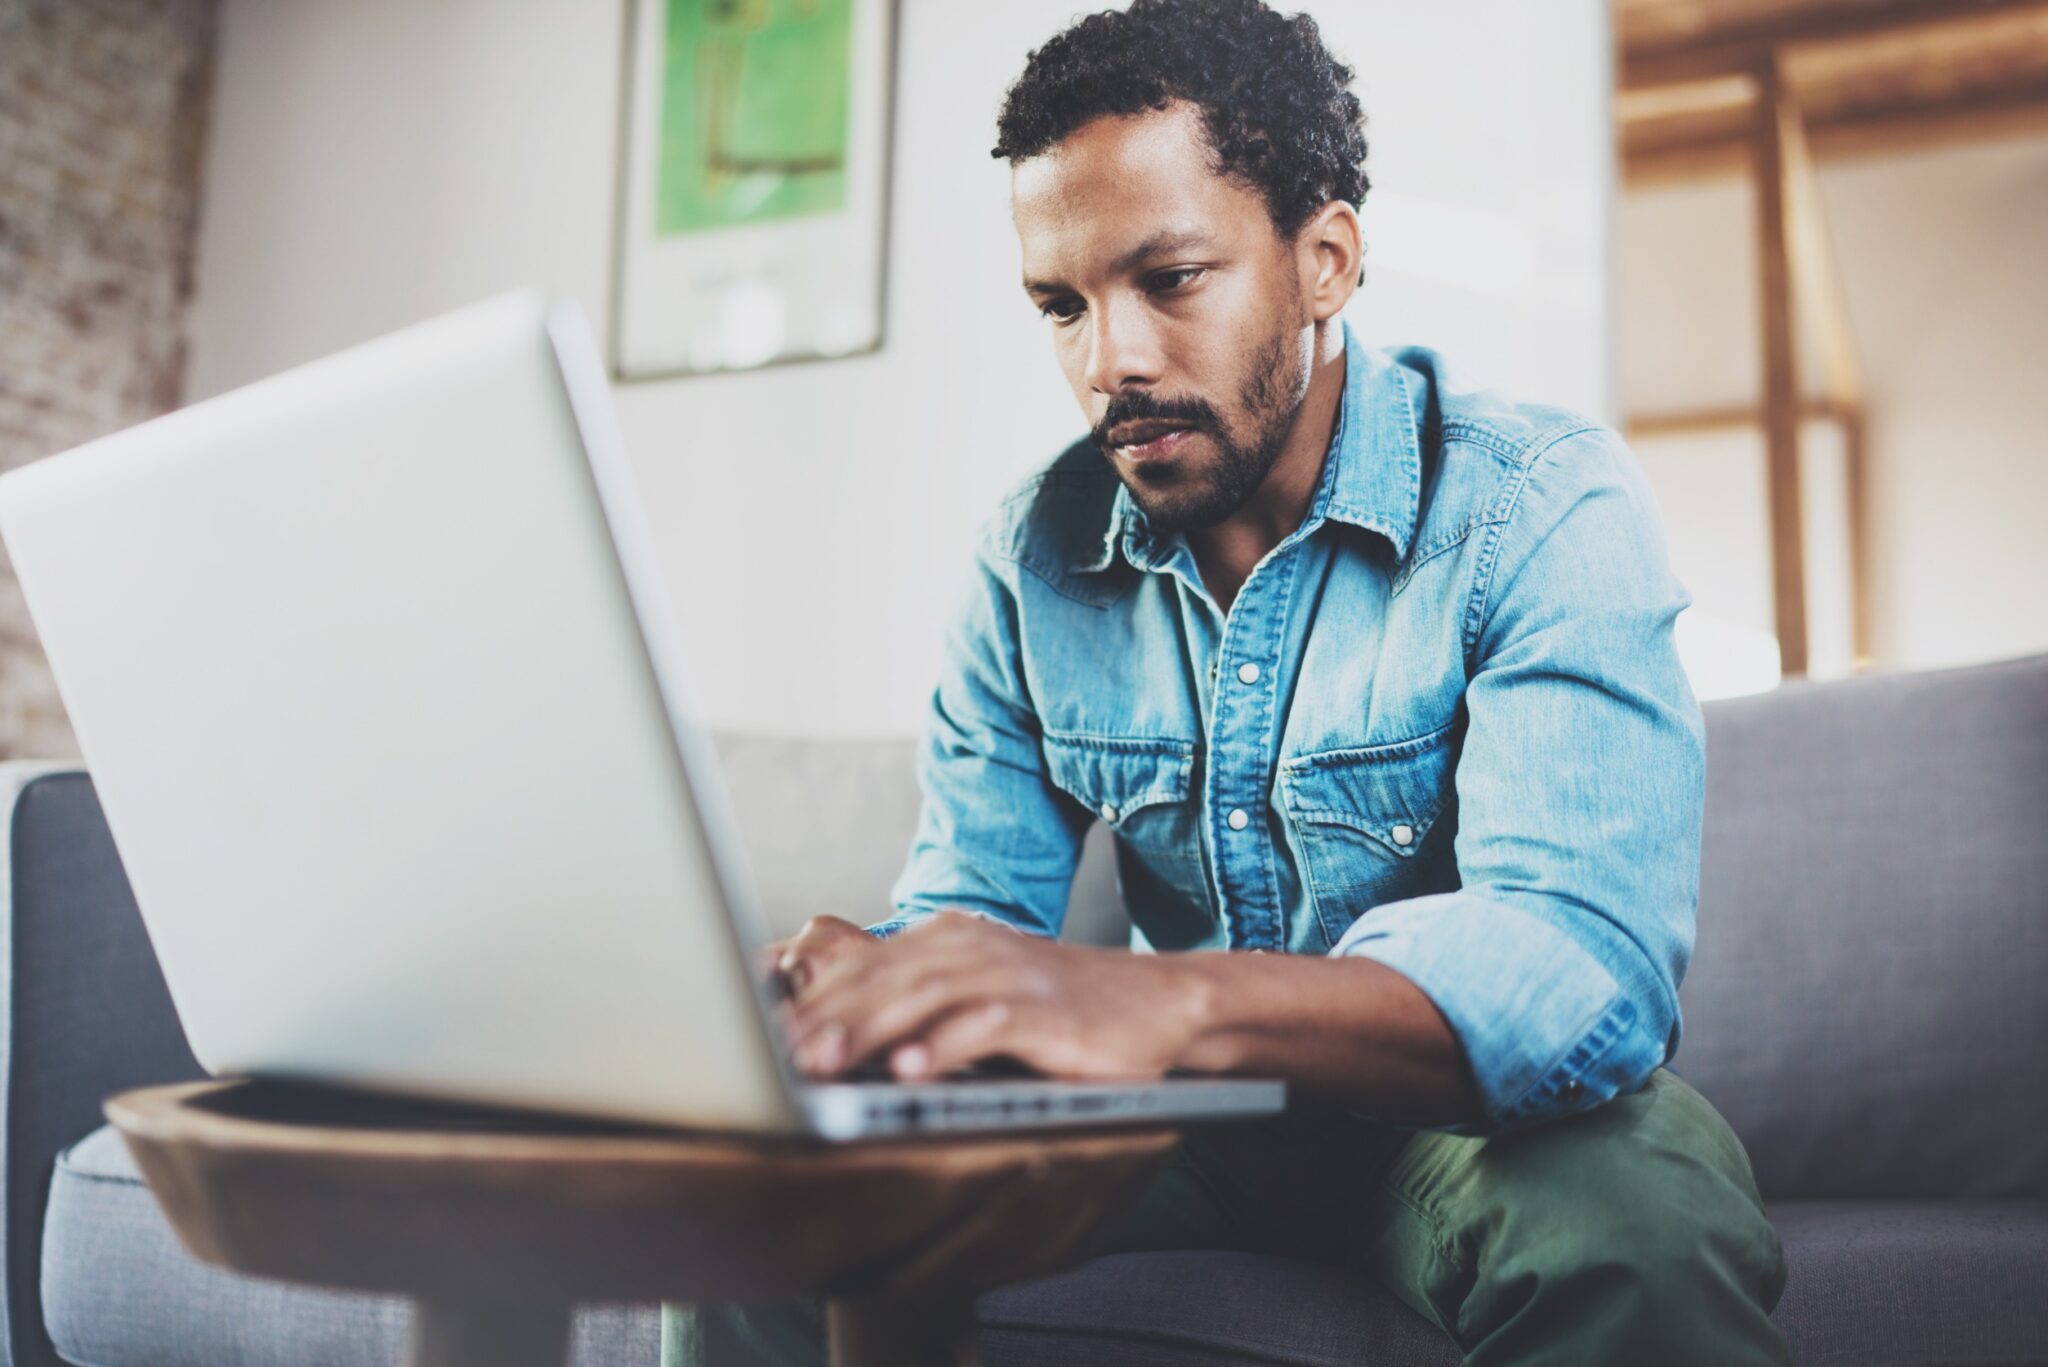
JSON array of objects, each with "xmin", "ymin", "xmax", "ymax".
[{"xmin": 0, "ymin": 291, "xmax": 1284, "ymax": 1140}]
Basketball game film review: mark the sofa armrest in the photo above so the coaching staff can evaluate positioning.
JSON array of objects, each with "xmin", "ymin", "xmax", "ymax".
[{"xmin": 1, "ymin": 764, "xmax": 201, "ymax": 1367}]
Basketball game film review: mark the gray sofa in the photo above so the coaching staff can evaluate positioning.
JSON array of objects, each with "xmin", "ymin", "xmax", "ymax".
[{"xmin": 3, "ymin": 655, "xmax": 2044, "ymax": 1367}]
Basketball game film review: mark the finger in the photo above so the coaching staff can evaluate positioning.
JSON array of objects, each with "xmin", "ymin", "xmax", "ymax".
[
  {"xmin": 793, "ymin": 963, "xmax": 1010, "ymax": 1077},
  {"xmin": 834, "ymin": 971, "xmax": 1005, "ymax": 1075},
  {"xmin": 776, "ymin": 950, "xmax": 815, "ymax": 998},
  {"xmin": 776, "ymin": 918, "xmax": 872, "ymax": 996},
  {"xmin": 798, "ymin": 983, "xmax": 958, "ymax": 1082},
  {"xmin": 793, "ymin": 969, "xmax": 969, "ymax": 1076},
  {"xmin": 787, "ymin": 938, "xmax": 971, "ymax": 1039},
  {"xmin": 791, "ymin": 941, "xmax": 866, "ymax": 996},
  {"xmin": 791, "ymin": 921, "xmax": 1042, "ymax": 1050},
  {"xmin": 793, "ymin": 914, "xmax": 967, "ymax": 1002},
  {"xmin": 765, "ymin": 940, "xmax": 828, "ymax": 1000},
  {"xmin": 891, "ymin": 1001, "xmax": 1014, "ymax": 1081}
]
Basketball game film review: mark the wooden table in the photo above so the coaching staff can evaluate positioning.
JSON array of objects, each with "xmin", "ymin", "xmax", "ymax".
[{"xmin": 106, "ymin": 1080, "xmax": 1178, "ymax": 1367}]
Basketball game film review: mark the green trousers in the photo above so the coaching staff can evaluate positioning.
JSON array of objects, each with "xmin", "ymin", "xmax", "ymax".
[{"xmin": 661, "ymin": 1068, "xmax": 1789, "ymax": 1366}]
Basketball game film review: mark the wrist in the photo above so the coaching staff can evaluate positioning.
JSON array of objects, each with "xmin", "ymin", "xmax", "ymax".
[{"xmin": 1159, "ymin": 951, "xmax": 1231, "ymax": 1073}]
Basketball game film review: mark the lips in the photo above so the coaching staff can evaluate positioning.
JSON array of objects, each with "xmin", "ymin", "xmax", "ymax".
[{"xmin": 1111, "ymin": 423, "xmax": 1198, "ymax": 462}]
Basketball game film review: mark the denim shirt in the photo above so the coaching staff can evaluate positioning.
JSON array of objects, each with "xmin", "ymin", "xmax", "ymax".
[{"xmin": 875, "ymin": 326, "xmax": 1704, "ymax": 1134}]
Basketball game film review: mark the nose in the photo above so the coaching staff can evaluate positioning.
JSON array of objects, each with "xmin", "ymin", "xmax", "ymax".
[{"xmin": 1082, "ymin": 295, "xmax": 1163, "ymax": 398}]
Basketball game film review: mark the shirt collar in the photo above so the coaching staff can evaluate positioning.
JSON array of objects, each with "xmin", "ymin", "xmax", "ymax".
[{"xmin": 1075, "ymin": 323, "xmax": 1425, "ymax": 575}]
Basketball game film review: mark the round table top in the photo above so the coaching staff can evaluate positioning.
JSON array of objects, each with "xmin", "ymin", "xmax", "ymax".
[{"xmin": 107, "ymin": 1079, "xmax": 1181, "ymax": 1306}]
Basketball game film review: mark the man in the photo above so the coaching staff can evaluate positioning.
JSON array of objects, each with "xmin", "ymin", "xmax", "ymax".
[{"xmin": 667, "ymin": 1, "xmax": 1788, "ymax": 1362}]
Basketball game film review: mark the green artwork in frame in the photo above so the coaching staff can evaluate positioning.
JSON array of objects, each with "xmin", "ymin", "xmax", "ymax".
[{"xmin": 656, "ymin": 0, "xmax": 853, "ymax": 236}]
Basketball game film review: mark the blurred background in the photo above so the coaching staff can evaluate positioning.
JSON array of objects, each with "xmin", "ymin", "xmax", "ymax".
[
  {"xmin": 0, "ymin": 0, "xmax": 2041, "ymax": 759},
  {"xmin": 1616, "ymin": 0, "xmax": 2048, "ymax": 699}
]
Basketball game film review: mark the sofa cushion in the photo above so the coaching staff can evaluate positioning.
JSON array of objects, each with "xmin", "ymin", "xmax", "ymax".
[
  {"xmin": 1681, "ymin": 655, "xmax": 2048, "ymax": 1200},
  {"xmin": 45, "ymin": 1122, "xmax": 2048, "ymax": 1366},
  {"xmin": 1768, "ymin": 1199, "xmax": 2048, "ymax": 1367}
]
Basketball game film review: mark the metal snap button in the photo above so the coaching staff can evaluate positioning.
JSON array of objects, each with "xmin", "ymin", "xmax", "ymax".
[{"xmin": 1390, "ymin": 823, "xmax": 1415, "ymax": 847}]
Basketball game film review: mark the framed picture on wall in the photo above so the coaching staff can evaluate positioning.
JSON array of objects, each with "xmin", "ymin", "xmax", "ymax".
[{"xmin": 611, "ymin": 0, "xmax": 896, "ymax": 379}]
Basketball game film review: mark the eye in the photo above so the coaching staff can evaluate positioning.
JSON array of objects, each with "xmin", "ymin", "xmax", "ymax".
[
  {"xmin": 1038, "ymin": 295, "xmax": 1084, "ymax": 324},
  {"xmin": 1146, "ymin": 266, "xmax": 1207, "ymax": 294}
]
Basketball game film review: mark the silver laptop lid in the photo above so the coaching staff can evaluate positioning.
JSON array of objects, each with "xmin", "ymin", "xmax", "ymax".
[{"xmin": 0, "ymin": 292, "xmax": 810, "ymax": 1133}]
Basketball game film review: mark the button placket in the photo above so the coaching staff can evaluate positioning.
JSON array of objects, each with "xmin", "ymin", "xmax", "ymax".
[{"xmin": 1205, "ymin": 550, "xmax": 1301, "ymax": 950}]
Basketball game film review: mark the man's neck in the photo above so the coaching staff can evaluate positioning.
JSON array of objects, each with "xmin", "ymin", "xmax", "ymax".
[{"xmin": 1189, "ymin": 322, "xmax": 1348, "ymax": 613}]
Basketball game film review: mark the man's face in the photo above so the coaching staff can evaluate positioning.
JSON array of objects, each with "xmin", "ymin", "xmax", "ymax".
[{"xmin": 1011, "ymin": 101, "xmax": 1314, "ymax": 534}]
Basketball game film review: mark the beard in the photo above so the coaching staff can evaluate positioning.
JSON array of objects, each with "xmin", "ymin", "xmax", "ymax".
[{"xmin": 1090, "ymin": 325, "xmax": 1309, "ymax": 536}]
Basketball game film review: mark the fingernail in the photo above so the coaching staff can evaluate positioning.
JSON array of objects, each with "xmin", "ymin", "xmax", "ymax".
[
  {"xmin": 893, "ymin": 1043, "xmax": 930, "ymax": 1079},
  {"xmin": 813, "ymin": 1022, "xmax": 846, "ymax": 1072}
]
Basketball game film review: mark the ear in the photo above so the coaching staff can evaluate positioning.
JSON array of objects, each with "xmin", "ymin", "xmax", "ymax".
[{"xmin": 1295, "ymin": 201, "xmax": 1363, "ymax": 323}]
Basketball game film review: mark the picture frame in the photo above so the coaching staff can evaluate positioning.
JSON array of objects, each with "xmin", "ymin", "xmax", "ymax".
[{"xmin": 610, "ymin": 0, "xmax": 897, "ymax": 380}]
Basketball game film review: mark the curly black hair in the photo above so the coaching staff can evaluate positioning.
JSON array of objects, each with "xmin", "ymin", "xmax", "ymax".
[{"xmin": 991, "ymin": 0, "xmax": 1369, "ymax": 237}]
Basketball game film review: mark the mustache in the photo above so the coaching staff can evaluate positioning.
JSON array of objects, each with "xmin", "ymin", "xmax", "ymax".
[{"xmin": 1090, "ymin": 392, "xmax": 1222, "ymax": 449}]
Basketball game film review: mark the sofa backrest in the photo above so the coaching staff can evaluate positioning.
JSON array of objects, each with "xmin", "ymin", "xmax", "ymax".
[
  {"xmin": 1677, "ymin": 654, "xmax": 2048, "ymax": 1200},
  {"xmin": 712, "ymin": 733, "xmax": 1129, "ymax": 947}
]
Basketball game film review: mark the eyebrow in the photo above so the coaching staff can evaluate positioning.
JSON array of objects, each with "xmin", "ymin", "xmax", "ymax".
[{"xmin": 1022, "ymin": 228, "xmax": 1218, "ymax": 296}]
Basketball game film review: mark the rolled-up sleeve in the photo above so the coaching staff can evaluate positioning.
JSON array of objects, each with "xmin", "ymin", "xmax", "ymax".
[
  {"xmin": 1330, "ymin": 426, "xmax": 1703, "ymax": 1133},
  {"xmin": 871, "ymin": 543, "xmax": 1089, "ymax": 941}
]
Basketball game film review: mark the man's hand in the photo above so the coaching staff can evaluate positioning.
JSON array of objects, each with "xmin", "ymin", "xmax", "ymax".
[
  {"xmin": 764, "ymin": 910, "xmax": 1482, "ymax": 1125},
  {"xmin": 760, "ymin": 913, "xmax": 880, "ymax": 1000},
  {"xmin": 777, "ymin": 910, "xmax": 1210, "ymax": 1084}
]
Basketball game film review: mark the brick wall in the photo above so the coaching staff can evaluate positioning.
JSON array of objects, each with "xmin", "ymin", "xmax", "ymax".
[{"xmin": 0, "ymin": 0, "xmax": 218, "ymax": 759}]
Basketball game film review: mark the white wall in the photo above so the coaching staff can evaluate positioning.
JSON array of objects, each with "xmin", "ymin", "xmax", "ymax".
[
  {"xmin": 1619, "ymin": 133, "xmax": 2048, "ymax": 679},
  {"xmin": 188, "ymin": 0, "xmax": 1611, "ymax": 736}
]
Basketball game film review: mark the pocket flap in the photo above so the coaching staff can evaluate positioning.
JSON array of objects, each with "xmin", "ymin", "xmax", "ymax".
[
  {"xmin": 1041, "ymin": 733, "xmax": 1194, "ymax": 819},
  {"xmin": 1281, "ymin": 724, "xmax": 1455, "ymax": 857}
]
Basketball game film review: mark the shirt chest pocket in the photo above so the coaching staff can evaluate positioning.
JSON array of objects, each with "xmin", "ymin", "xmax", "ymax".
[
  {"xmin": 1280, "ymin": 722, "xmax": 1458, "ymax": 923},
  {"xmin": 1042, "ymin": 732, "xmax": 1218, "ymax": 945},
  {"xmin": 1041, "ymin": 733, "xmax": 1196, "ymax": 853}
]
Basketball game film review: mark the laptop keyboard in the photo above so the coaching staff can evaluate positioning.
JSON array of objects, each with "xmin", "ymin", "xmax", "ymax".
[{"xmin": 837, "ymin": 1054, "xmax": 1042, "ymax": 1084}]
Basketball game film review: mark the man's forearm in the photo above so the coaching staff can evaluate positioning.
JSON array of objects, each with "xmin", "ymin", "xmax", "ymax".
[{"xmin": 1166, "ymin": 951, "xmax": 1483, "ymax": 1128}]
